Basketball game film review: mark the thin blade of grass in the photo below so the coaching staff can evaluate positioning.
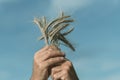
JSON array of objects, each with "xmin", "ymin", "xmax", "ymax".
[
  {"xmin": 38, "ymin": 36, "xmax": 44, "ymax": 40},
  {"xmin": 42, "ymin": 16, "xmax": 46, "ymax": 27},
  {"xmin": 34, "ymin": 18, "xmax": 48, "ymax": 45},
  {"xmin": 50, "ymin": 24, "xmax": 69, "ymax": 41},
  {"xmin": 49, "ymin": 19, "xmax": 74, "ymax": 32},
  {"xmin": 58, "ymin": 34, "xmax": 75, "ymax": 51},
  {"xmin": 62, "ymin": 27, "xmax": 74, "ymax": 36},
  {"xmin": 45, "ymin": 15, "xmax": 71, "ymax": 31}
]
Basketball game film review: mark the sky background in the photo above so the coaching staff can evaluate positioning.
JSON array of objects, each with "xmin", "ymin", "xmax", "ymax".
[{"xmin": 0, "ymin": 0, "xmax": 120, "ymax": 80}]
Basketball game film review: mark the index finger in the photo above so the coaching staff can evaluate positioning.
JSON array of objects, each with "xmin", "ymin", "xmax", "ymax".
[{"xmin": 40, "ymin": 46, "xmax": 49, "ymax": 52}]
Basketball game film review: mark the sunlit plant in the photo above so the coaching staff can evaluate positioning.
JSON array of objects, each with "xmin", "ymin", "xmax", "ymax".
[{"xmin": 33, "ymin": 12, "xmax": 75, "ymax": 51}]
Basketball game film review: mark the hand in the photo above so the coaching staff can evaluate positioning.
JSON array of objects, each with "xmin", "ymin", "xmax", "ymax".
[
  {"xmin": 31, "ymin": 45, "xmax": 65, "ymax": 80},
  {"xmin": 51, "ymin": 59, "xmax": 79, "ymax": 80}
]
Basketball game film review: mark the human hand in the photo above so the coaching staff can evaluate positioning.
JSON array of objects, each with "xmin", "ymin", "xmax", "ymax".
[
  {"xmin": 31, "ymin": 45, "xmax": 65, "ymax": 80},
  {"xmin": 51, "ymin": 59, "xmax": 79, "ymax": 80}
]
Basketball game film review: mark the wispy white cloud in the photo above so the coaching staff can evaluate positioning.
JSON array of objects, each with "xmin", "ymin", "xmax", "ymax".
[
  {"xmin": 46, "ymin": 0, "xmax": 94, "ymax": 16},
  {"xmin": 51, "ymin": 0, "xmax": 93, "ymax": 10},
  {"xmin": 47, "ymin": 0, "xmax": 120, "ymax": 16}
]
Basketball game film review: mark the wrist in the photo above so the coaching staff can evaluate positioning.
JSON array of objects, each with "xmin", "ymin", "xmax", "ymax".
[{"xmin": 31, "ymin": 64, "xmax": 48, "ymax": 80}]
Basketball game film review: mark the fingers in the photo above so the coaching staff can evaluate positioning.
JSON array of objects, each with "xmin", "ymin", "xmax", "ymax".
[
  {"xmin": 35, "ymin": 45, "xmax": 61, "ymax": 58},
  {"xmin": 51, "ymin": 60, "xmax": 79, "ymax": 80},
  {"xmin": 52, "ymin": 71, "xmax": 65, "ymax": 80},
  {"xmin": 35, "ymin": 46, "xmax": 49, "ymax": 57},
  {"xmin": 43, "ymin": 57, "xmax": 65, "ymax": 68},
  {"xmin": 40, "ymin": 50, "xmax": 65, "ymax": 62},
  {"xmin": 51, "ymin": 66, "xmax": 62, "ymax": 79},
  {"xmin": 51, "ymin": 66, "xmax": 62, "ymax": 74},
  {"xmin": 34, "ymin": 45, "xmax": 65, "ymax": 69},
  {"xmin": 39, "ymin": 46, "xmax": 49, "ymax": 52}
]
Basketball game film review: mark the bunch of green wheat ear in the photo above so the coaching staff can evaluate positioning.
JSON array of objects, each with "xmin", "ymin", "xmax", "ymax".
[{"xmin": 33, "ymin": 12, "xmax": 75, "ymax": 51}]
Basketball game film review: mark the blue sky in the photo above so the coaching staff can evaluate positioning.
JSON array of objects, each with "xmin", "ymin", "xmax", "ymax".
[{"xmin": 0, "ymin": 0, "xmax": 120, "ymax": 80}]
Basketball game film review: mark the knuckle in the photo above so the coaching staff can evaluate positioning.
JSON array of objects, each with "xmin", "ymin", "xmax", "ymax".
[
  {"xmin": 47, "ymin": 52, "xmax": 52, "ymax": 57},
  {"xmin": 34, "ymin": 54, "xmax": 43, "ymax": 64},
  {"xmin": 47, "ymin": 50, "xmax": 60, "ymax": 57},
  {"xmin": 64, "ymin": 71, "xmax": 69, "ymax": 77},
  {"xmin": 34, "ymin": 51, "xmax": 41, "ymax": 59},
  {"xmin": 45, "ymin": 51, "xmax": 53, "ymax": 59},
  {"xmin": 63, "ymin": 70, "xmax": 68, "ymax": 74},
  {"xmin": 54, "ymin": 74, "xmax": 57, "ymax": 79},
  {"xmin": 64, "ymin": 66, "xmax": 70, "ymax": 71},
  {"xmin": 55, "ymin": 51, "xmax": 61, "ymax": 55},
  {"xmin": 63, "ymin": 61, "xmax": 73, "ymax": 72},
  {"xmin": 67, "ymin": 61, "xmax": 72, "ymax": 67},
  {"xmin": 51, "ymin": 68, "xmax": 55, "ymax": 72}
]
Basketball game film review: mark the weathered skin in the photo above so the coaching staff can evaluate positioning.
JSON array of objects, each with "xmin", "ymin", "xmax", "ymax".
[{"xmin": 31, "ymin": 45, "xmax": 79, "ymax": 80}]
